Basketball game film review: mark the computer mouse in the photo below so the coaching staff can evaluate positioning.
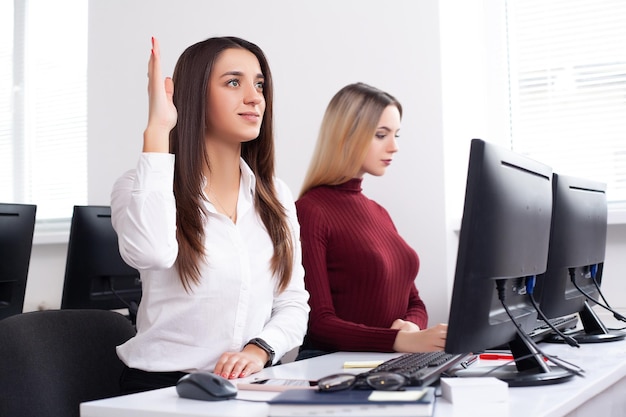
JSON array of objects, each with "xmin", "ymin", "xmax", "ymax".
[{"xmin": 176, "ymin": 372, "xmax": 238, "ymax": 401}]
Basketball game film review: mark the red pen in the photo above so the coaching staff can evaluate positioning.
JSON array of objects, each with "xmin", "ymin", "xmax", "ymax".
[
  {"xmin": 479, "ymin": 353, "xmax": 549, "ymax": 362},
  {"xmin": 479, "ymin": 353, "xmax": 514, "ymax": 360}
]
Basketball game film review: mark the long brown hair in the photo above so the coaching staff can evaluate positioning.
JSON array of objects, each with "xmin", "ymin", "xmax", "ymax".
[
  {"xmin": 170, "ymin": 36, "xmax": 293, "ymax": 292},
  {"xmin": 299, "ymin": 82, "xmax": 402, "ymax": 198}
]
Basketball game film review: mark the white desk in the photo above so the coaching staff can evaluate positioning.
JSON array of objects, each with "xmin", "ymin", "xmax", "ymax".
[{"xmin": 81, "ymin": 337, "xmax": 626, "ymax": 417}]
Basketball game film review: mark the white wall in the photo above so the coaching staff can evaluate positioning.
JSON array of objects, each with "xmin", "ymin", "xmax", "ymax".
[
  {"xmin": 25, "ymin": 0, "xmax": 452, "ymax": 321},
  {"xmin": 85, "ymin": 0, "xmax": 453, "ymax": 323},
  {"xmin": 23, "ymin": 0, "xmax": 626, "ymax": 323}
]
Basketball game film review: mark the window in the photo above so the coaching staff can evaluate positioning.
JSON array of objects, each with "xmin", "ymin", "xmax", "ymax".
[
  {"xmin": 506, "ymin": 0, "xmax": 626, "ymax": 206},
  {"xmin": 0, "ymin": 0, "xmax": 88, "ymax": 222}
]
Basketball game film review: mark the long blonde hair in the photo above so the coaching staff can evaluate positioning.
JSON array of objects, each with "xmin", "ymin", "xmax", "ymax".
[{"xmin": 299, "ymin": 82, "xmax": 402, "ymax": 198}]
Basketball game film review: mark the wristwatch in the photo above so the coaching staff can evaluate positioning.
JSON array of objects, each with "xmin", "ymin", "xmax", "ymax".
[{"xmin": 245, "ymin": 338, "xmax": 275, "ymax": 367}]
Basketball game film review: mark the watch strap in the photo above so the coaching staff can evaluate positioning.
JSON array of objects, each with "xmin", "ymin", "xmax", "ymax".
[{"xmin": 246, "ymin": 337, "xmax": 275, "ymax": 367}]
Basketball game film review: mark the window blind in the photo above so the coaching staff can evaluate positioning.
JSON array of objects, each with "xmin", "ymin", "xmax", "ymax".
[
  {"xmin": 0, "ymin": 2, "xmax": 13, "ymax": 200},
  {"xmin": 506, "ymin": 0, "xmax": 626, "ymax": 205},
  {"xmin": 0, "ymin": 0, "xmax": 87, "ymax": 221}
]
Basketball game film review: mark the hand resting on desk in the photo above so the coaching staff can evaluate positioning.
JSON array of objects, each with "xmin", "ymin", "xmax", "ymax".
[{"xmin": 392, "ymin": 323, "xmax": 448, "ymax": 353}]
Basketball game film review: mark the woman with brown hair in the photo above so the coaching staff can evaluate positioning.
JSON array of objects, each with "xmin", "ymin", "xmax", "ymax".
[{"xmin": 111, "ymin": 36, "xmax": 309, "ymax": 393}]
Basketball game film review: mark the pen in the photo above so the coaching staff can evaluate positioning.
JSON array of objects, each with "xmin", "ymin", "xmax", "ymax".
[
  {"xmin": 460, "ymin": 354, "xmax": 479, "ymax": 368},
  {"xmin": 479, "ymin": 353, "xmax": 514, "ymax": 361},
  {"xmin": 479, "ymin": 353, "xmax": 549, "ymax": 362}
]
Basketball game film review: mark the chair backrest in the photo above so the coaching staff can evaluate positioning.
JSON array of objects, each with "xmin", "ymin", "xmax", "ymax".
[{"xmin": 0, "ymin": 309, "xmax": 136, "ymax": 417}]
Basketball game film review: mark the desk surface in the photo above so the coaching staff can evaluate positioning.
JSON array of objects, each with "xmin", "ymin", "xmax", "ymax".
[{"xmin": 81, "ymin": 335, "xmax": 626, "ymax": 417}]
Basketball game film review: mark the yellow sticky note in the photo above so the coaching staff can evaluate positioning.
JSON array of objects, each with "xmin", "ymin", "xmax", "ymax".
[{"xmin": 342, "ymin": 360, "xmax": 384, "ymax": 369}]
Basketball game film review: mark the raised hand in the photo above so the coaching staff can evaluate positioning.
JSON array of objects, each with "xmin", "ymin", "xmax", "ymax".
[{"xmin": 143, "ymin": 36, "xmax": 177, "ymax": 153}]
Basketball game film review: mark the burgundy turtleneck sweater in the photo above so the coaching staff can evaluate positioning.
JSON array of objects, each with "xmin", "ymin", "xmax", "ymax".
[{"xmin": 296, "ymin": 178, "xmax": 428, "ymax": 352}]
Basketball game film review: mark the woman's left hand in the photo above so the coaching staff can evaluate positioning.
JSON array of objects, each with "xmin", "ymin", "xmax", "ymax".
[{"xmin": 390, "ymin": 318, "xmax": 421, "ymax": 332}]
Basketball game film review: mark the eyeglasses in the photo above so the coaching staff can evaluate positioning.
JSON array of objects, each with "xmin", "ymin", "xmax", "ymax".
[{"xmin": 317, "ymin": 372, "xmax": 408, "ymax": 392}]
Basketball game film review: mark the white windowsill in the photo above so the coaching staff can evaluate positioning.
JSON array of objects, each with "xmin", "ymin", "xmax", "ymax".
[
  {"xmin": 32, "ymin": 219, "xmax": 71, "ymax": 245},
  {"xmin": 450, "ymin": 207, "xmax": 626, "ymax": 235},
  {"xmin": 608, "ymin": 209, "xmax": 626, "ymax": 226},
  {"xmin": 32, "ymin": 208, "xmax": 626, "ymax": 246}
]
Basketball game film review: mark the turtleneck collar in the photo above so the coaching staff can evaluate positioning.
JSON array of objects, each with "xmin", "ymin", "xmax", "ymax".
[{"xmin": 332, "ymin": 178, "xmax": 363, "ymax": 193}]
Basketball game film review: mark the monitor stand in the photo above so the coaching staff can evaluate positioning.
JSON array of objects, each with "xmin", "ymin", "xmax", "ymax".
[
  {"xmin": 545, "ymin": 301, "xmax": 626, "ymax": 344},
  {"xmin": 451, "ymin": 332, "xmax": 576, "ymax": 387}
]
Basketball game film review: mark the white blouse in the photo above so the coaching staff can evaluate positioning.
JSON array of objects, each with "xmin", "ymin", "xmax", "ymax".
[{"xmin": 110, "ymin": 153, "xmax": 309, "ymax": 373}]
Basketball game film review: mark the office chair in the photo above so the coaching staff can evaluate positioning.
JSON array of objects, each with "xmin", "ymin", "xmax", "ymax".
[{"xmin": 0, "ymin": 309, "xmax": 136, "ymax": 417}]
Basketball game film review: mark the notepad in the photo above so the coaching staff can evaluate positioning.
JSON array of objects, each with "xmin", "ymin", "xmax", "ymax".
[
  {"xmin": 342, "ymin": 360, "xmax": 384, "ymax": 369},
  {"xmin": 368, "ymin": 389, "xmax": 428, "ymax": 402},
  {"xmin": 267, "ymin": 386, "xmax": 436, "ymax": 416}
]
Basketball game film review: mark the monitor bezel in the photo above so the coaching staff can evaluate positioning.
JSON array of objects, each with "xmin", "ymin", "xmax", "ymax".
[
  {"xmin": 444, "ymin": 139, "xmax": 574, "ymax": 386},
  {"xmin": 0, "ymin": 203, "xmax": 37, "ymax": 320},
  {"xmin": 61, "ymin": 205, "xmax": 141, "ymax": 322},
  {"xmin": 534, "ymin": 173, "xmax": 624, "ymax": 343}
]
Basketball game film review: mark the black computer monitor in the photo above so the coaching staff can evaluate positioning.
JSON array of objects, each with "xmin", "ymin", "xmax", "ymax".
[
  {"xmin": 534, "ymin": 173, "xmax": 625, "ymax": 343},
  {"xmin": 445, "ymin": 139, "xmax": 575, "ymax": 386},
  {"xmin": 0, "ymin": 203, "xmax": 36, "ymax": 320},
  {"xmin": 61, "ymin": 205, "xmax": 141, "ymax": 323}
]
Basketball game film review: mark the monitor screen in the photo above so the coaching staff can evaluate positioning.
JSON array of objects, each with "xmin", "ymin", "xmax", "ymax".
[
  {"xmin": 445, "ymin": 139, "xmax": 574, "ymax": 386},
  {"xmin": 534, "ymin": 173, "xmax": 625, "ymax": 343},
  {"xmin": 61, "ymin": 205, "xmax": 141, "ymax": 323},
  {"xmin": 0, "ymin": 203, "xmax": 36, "ymax": 320}
]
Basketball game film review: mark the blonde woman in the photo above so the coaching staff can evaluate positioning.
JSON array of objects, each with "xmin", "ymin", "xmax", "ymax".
[{"xmin": 296, "ymin": 83, "xmax": 446, "ymax": 360}]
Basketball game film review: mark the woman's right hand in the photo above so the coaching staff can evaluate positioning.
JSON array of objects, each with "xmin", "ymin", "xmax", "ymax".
[
  {"xmin": 393, "ymin": 323, "xmax": 448, "ymax": 353},
  {"xmin": 143, "ymin": 37, "xmax": 177, "ymax": 153}
]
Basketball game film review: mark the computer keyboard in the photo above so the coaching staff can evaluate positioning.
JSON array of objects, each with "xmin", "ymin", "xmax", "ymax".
[
  {"xmin": 529, "ymin": 315, "xmax": 578, "ymax": 343},
  {"xmin": 362, "ymin": 351, "xmax": 471, "ymax": 387}
]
